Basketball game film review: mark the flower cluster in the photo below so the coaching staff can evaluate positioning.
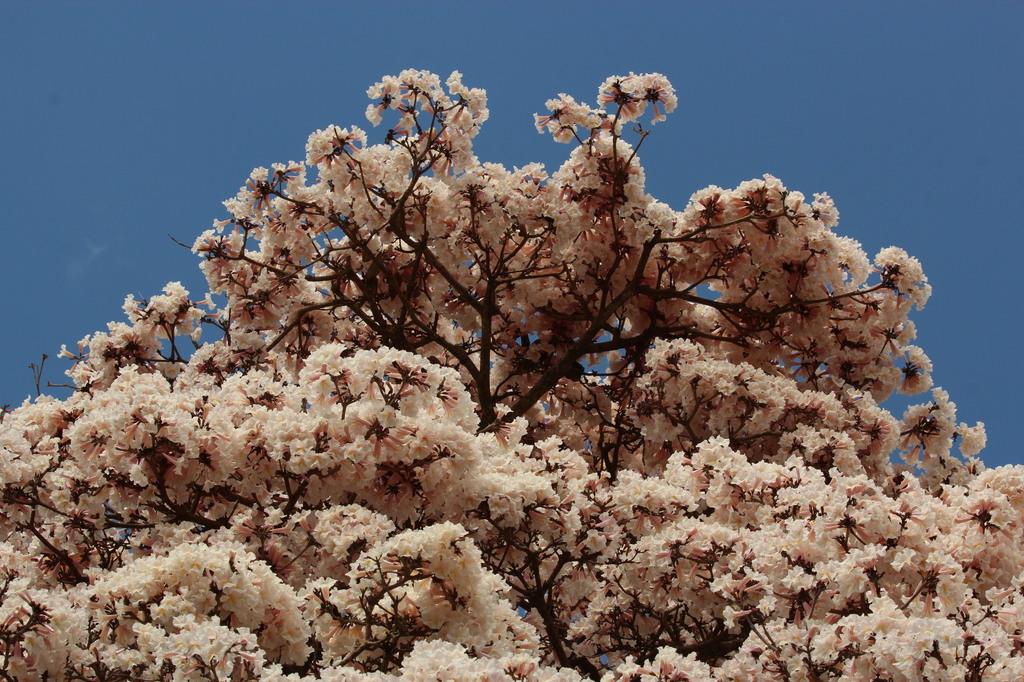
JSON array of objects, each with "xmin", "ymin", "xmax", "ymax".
[{"xmin": 0, "ymin": 71, "xmax": 1012, "ymax": 681}]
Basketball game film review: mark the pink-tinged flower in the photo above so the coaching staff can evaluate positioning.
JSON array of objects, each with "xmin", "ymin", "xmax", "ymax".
[
  {"xmin": 306, "ymin": 125, "xmax": 366, "ymax": 167},
  {"xmin": 598, "ymin": 75, "xmax": 641, "ymax": 119},
  {"xmin": 245, "ymin": 176, "xmax": 274, "ymax": 213},
  {"xmin": 639, "ymin": 74, "xmax": 678, "ymax": 123},
  {"xmin": 365, "ymin": 75, "xmax": 403, "ymax": 126}
]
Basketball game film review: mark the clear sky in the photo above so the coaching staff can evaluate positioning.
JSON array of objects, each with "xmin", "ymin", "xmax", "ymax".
[{"xmin": 2, "ymin": 1, "xmax": 1021, "ymax": 466}]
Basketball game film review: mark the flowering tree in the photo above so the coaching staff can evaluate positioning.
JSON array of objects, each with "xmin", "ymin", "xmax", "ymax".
[{"xmin": 0, "ymin": 69, "xmax": 1017, "ymax": 681}]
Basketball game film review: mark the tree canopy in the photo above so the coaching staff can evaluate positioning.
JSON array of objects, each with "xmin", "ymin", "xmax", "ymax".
[{"xmin": 1, "ymin": 70, "xmax": 1016, "ymax": 681}]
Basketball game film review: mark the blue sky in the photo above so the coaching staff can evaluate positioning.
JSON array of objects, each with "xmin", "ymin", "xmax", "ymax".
[{"xmin": 2, "ymin": 2, "xmax": 1021, "ymax": 466}]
